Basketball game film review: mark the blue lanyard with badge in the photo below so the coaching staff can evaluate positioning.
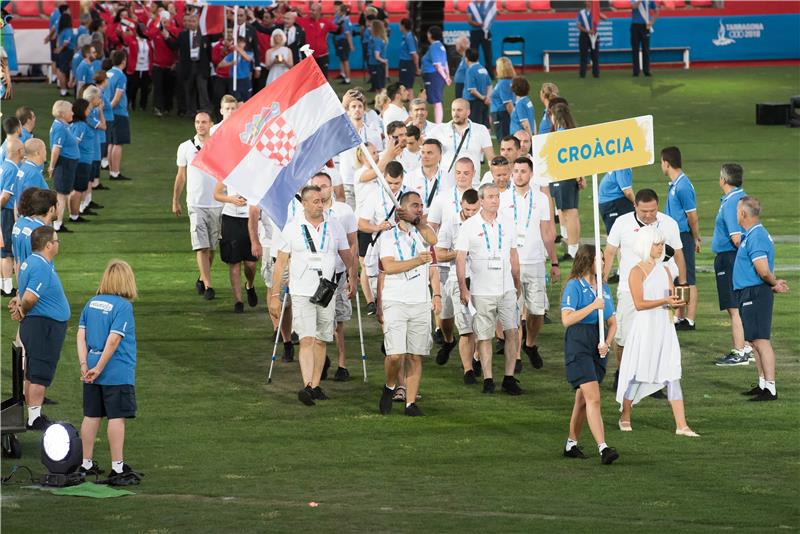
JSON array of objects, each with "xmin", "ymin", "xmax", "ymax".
[
  {"xmin": 482, "ymin": 222, "xmax": 503, "ymax": 270},
  {"xmin": 301, "ymin": 221, "xmax": 328, "ymax": 273},
  {"xmin": 511, "ymin": 186, "xmax": 533, "ymax": 248},
  {"xmin": 394, "ymin": 226, "xmax": 423, "ymax": 280},
  {"xmin": 423, "ymin": 168, "xmax": 441, "ymax": 207}
]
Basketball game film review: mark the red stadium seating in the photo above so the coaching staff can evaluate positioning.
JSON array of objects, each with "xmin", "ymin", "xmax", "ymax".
[
  {"xmin": 445, "ymin": 0, "xmax": 460, "ymax": 14},
  {"xmin": 611, "ymin": 0, "xmax": 632, "ymax": 9},
  {"xmin": 689, "ymin": 0, "xmax": 713, "ymax": 6},
  {"xmin": 504, "ymin": 0, "xmax": 528, "ymax": 12},
  {"xmin": 12, "ymin": 1, "xmax": 42, "ymax": 17},
  {"xmin": 384, "ymin": 1, "xmax": 408, "ymax": 14},
  {"xmin": 659, "ymin": 0, "xmax": 686, "ymax": 8},
  {"xmin": 529, "ymin": 0, "xmax": 551, "ymax": 10},
  {"xmin": 40, "ymin": 1, "xmax": 58, "ymax": 15},
  {"xmin": 320, "ymin": 0, "xmax": 336, "ymax": 15}
]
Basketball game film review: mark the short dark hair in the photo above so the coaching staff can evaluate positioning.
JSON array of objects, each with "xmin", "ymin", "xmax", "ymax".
[
  {"xmin": 110, "ymin": 50, "xmax": 127, "ymax": 67},
  {"xmin": 635, "ymin": 188, "xmax": 659, "ymax": 205},
  {"xmin": 422, "ymin": 138, "xmax": 442, "ymax": 153},
  {"xmin": 31, "ymin": 226, "xmax": 56, "ymax": 252},
  {"xmin": 386, "ymin": 82, "xmax": 404, "ymax": 101},
  {"xmin": 720, "ymin": 163, "xmax": 743, "ymax": 187},
  {"xmin": 465, "ymin": 48, "xmax": 479, "ymax": 62},
  {"xmin": 427, "ymin": 25, "xmax": 442, "ymax": 41},
  {"xmin": 461, "ymin": 188, "xmax": 479, "ymax": 205},
  {"xmin": 500, "ymin": 135, "xmax": 520, "ymax": 149},
  {"xmin": 514, "ymin": 157, "xmax": 533, "ymax": 170},
  {"xmin": 2, "ymin": 116, "xmax": 20, "ymax": 136},
  {"xmin": 547, "ymin": 96, "xmax": 568, "ymax": 110},
  {"xmin": 386, "ymin": 120, "xmax": 406, "ymax": 136},
  {"xmin": 102, "ymin": 57, "xmax": 113, "ymax": 71},
  {"xmin": 399, "ymin": 190, "xmax": 420, "ymax": 205},
  {"xmin": 491, "ymin": 156, "xmax": 509, "ymax": 166},
  {"xmin": 511, "ymin": 76, "xmax": 530, "ymax": 97},
  {"xmin": 30, "ymin": 189, "xmax": 58, "ymax": 217},
  {"xmin": 312, "ymin": 171, "xmax": 332, "ymax": 183},
  {"xmin": 15, "ymin": 106, "xmax": 35, "ymax": 125},
  {"xmin": 660, "ymin": 146, "xmax": 682, "ymax": 169},
  {"xmin": 300, "ymin": 184, "xmax": 321, "ymax": 200},
  {"xmin": 400, "ymin": 18, "xmax": 412, "ymax": 31},
  {"xmin": 385, "ymin": 160, "xmax": 404, "ymax": 178},
  {"xmin": 405, "ymin": 124, "xmax": 420, "ymax": 140},
  {"xmin": 81, "ymin": 44, "xmax": 93, "ymax": 57}
]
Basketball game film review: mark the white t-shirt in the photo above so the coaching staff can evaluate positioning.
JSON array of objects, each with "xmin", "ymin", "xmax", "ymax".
[
  {"xmin": 338, "ymin": 122, "xmax": 383, "ymax": 186},
  {"xmin": 221, "ymin": 183, "xmax": 250, "ymax": 218},
  {"xmin": 403, "ymin": 165, "xmax": 452, "ymax": 214},
  {"xmin": 353, "ymin": 166, "xmax": 380, "ymax": 214},
  {"xmin": 436, "ymin": 209, "xmax": 469, "ymax": 272},
  {"xmin": 454, "ymin": 211, "xmax": 516, "ymax": 297},
  {"xmin": 378, "ymin": 225, "xmax": 431, "ymax": 304},
  {"xmin": 606, "ymin": 211, "xmax": 683, "ymax": 294},
  {"xmin": 499, "ymin": 185, "xmax": 550, "ymax": 264},
  {"xmin": 179, "ymin": 137, "xmax": 223, "ymax": 209},
  {"xmin": 324, "ymin": 201, "xmax": 357, "ymax": 273},
  {"xmin": 427, "ymin": 185, "xmax": 466, "ymax": 226},
  {"xmin": 396, "ymin": 147, "xmax": 422, "ymax": 174},
  {"xmin": 430, "ymin": 120, "xmax": 492, "ymax": 180},
  {"xmin": 365, "ymin": 109, "xmax": 383, "ymax": 134},
  {"xmin": 382, "ymin": 103, "xmax": 409, "ymax": 134},
  {"xmin": 278, "ymin": 214, "xmax": 349, "ymax": 297}
]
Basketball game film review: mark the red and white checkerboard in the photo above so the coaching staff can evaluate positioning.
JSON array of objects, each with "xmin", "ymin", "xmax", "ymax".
[{"xmin": 255, "ymin": 116, "xmax": 297, "ymax": 167}]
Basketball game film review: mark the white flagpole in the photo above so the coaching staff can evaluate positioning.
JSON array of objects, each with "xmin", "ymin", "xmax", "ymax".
[
  {"xmin": 233, "ymin": 5, "xmax": 239, "ymax": 93},
  {"xmin": 591, "ymin": 173, "xmax": 606, "ymax": 354}
]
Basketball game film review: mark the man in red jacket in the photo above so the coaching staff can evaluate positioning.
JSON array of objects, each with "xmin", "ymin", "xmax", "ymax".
[
  {"xmin": 148, "ymin": 14, "xmax": 179, "ymax": 116},
  {"xmin": 295, "ymin": 3, "xmax": 338, "ymax": 79}
]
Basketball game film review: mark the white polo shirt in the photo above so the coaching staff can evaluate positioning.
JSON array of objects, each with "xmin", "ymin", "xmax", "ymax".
[
  {"xmin": 357, "ymin": 187, "xmax": 399, "ymax": 228},
  {"xmin": 427, "ymin": 185, "xmax": 467, "ymax": 226},
  {"xmin": 499, "ymin": 185, "xmax": 550, "ymax": 264},
  {"xmin": 324, "ymin": 201, "xmax": 357, "ymax": 274},
  {"xmin": 430, "ymin": 120, "xmax": 492, "ymax": 179},
  {"xmin": 607, "ymin": 211, "xmax": 683, "ymax": 294},
  {"xmin": 278, "ymin": 214, "xmax": 349, "ymax": 297},
  {"xmin": 437, "ymin": 209, "xmax": 469, "ymax": 273},
  {"xmin": 396, "ymin": 147, "xmax": 422, "ymax": 174},
  {"xmin": 382, "ymin": 103, "xmax": 409, "ymax": 134},
  {"xmin": 403, "ymin": 165, "xmax": 452, "ymax": 214},
  {"xmin": 353, "ymin": 166, "xmax": 380, "ymax": 214},
  {"xmin": 454, "ymin": 211, "xmax": 516, "ymax": 297},
  {"xmin": 378, "ymin": 224, "xmax": 431, "ymax": 304},
  {"xmin": 178, "ymin": 137, "xmax": 223, "ymax": 209}
]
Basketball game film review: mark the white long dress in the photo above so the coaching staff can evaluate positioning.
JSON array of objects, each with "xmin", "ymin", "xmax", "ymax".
[
  {"xmin": 616, "ymin": 263, "xmax": 683, "ymax": 407},
  {"xmin": 266, "ymin": 47, "xmax": 291, "ymax": 85}
]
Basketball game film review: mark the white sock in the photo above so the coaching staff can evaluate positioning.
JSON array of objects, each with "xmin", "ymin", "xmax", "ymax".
[
  {"xmin": 567, "ymin": 244, "xmax": 579, "ymax": 257},
  {"xmin": 112, "ymin": 460, "xmax": 124, "ymax": 474},
  {"xmin": 53, "ymin": 220, "xmax": 62, "ymax": 230},
  {"xmin": 70, "ymin": 214, "xmax": 78, "ymax": 221},
  {"xmin": 59, "ymin": 89, "xmax": 67, "ymax": 96},
  {"xmin": 673, "ymin": 316, "xmax": 681, "ymax": 324},
  {"xmin": 765, "ymin": 380, "xmax": 776, "ymax": 395},
  {"xmin": 385, "ymin": 384, "xmax": 395, "ymax": 391},
  {"xmin": 686, "ymin": 318, "xmax": 695, "ymax": 326},
  {"xmin": 559, "ymin": 224, "xmax": 567, "ymax": 236},
  {"xmin": 743, "ymin": 345, "xmax": 753, "ymax": 355},
  {"xmin": 27, "ymin": 405, "xmax": 41, "ymax": 425},
  {"xmin": 406, "ymin": 402, "xmax": 413, "ymax": 408},
  {"xmin": 566, "ymin": 438, "xmax": 578, "ymax": 451},
  {"xmin": 109, "ymin": 171, "xmax": 119, "ymax": 178},
  {"xmin": 598, "ymin": 442, "xmax": 608, "ymax": 453},
  {"xmin": 758, "ymin": 376, "xmax": 766, "ymax": 389},
  {"xmin": 101, "ymin": 158, "xmax": 108, "ymax": 168},
  {"xmin": 82, "ymin": 459, "xmax": 93, "ymax": 470},
  {"xmin": 2, "ymin": 278, "xmax": 10, "ymax": 293}
]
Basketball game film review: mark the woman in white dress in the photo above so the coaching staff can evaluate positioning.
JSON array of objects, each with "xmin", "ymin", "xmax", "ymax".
[
  {"xmin": 616, "ymin": 226, "xmax": 699, "ymax": 437},
  {"xmin": 265, "ymin": 29, "xmax": 293, "ymax": 86}
]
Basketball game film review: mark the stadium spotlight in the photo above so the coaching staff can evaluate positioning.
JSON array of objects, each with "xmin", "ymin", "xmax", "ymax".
[{"xmin": 40, "ymin": 422, "xmax": 83, "ymax": 487}]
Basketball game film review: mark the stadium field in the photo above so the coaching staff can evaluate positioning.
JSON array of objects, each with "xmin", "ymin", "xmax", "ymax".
[{"xmin": 2, "ymin": 66, "xmax": 799, "ymax": 532}]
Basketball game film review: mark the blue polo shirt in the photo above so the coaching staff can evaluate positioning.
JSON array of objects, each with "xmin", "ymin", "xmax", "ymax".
[
  {"xmin": 79, "ymin": 295, "xmax": 137, "ymax": 386},
  {"xmin": 712, "ymin": 187, "xmax": 746, "ymax": 254},
  {"xmin": 1, "ymin": 159, "xmax": 21, "ymax": 209},
  {"xmin": 733, "ymin": 223, "xmax": 774, "ymax": 290},
  {"xmin": 50, "ymin": 119, "xmax": 80, "ymax": 160},
  {"xmin": 561, "ymin": 278, "xmax": 615, "ymax": 325},
  {"xmin": 20, "ymin": 129, "xmax": 33, "ymax": 143},
  {"xmin": 18, "ymin": 253, "xmax": 71, "ymax": 322},
  {"xmin": 101, "ymin": 92, "xmax": 115, "ymax": 124},
  {"xmin": 105, "ymin": 67, "xmax": 128, "ymax": 117},
  {"xmin": 87, "ymin": 108, "xmax": 103, "ymax": 157},
  {"xmin": 539, "ymin": 109, "xmax": 552, "ymax": 134},
  {"xmin": 71, "ymin": 50, "xmax": 83, "ymax": 75},
  {"xmin": 70, "ymin": 121, "xmax": 95, "ymax": 164},
  {"xmin": 57, "ymin": 28, "xmax": 74, "ymax": 51},
  {"xmin": 598, "ymin": 168, "xmax": 633, "ymax": 204},
  {"xmin": 17, "ymin": 160, "xmax": 49, "ymax": 203},
  {"xmin": 421, "ymin": 40, "xmax": 447, "ymax": 74},
  {"xmin": 665, "ymin": 173, "xmax": 696, "ymax": 233},
  {"xmin": 0, "ymin": 138, "xmax": 11, "ymax": 161},
  {"xmin": 631, "ymin": 0, "xmax": 657, "ymax": 24},
  {"xmin": 490, "ymin": 78, "xmax": 513, "ymax": 113},
  {"xmin": 75, "ymin": 59, "xmax": 95, "ymax": 87},
  {"xmin": 49, "ymin": 9, "xmax": 61, "ymax": 33},
  {"xmin": 463, "ymin": 63, "xmax": 490, "ymax": 101},
  {"xmin": 453, "ymin": 57, "xmax": 467, "ymax": 83},
  {"xmin": 11, "ymin": 216, "xmax": 45, "ymax": 265},
  {"xmin": 333, "ymin": 14, "xmax": 351, "ymax": 42},
  {"xmin": 368, "ymin": 37, "xmax": 385, "ymax": 65},
  {"xmin": 510, "ymin": 96, "xmax": 535, "ymax": 135},
  {"xmin": 399, "ymin": 31, "xmax": 417, "ymax": 61},
  {"xmin": 224, "ymin": 50, "xmax": 253, "ymax": 79}
]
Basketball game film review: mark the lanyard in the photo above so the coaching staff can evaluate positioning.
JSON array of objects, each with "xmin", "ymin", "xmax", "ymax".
[
  {"xmin": 481, "ymin": 222, "xmax": 502, "ymax": 255},
  {"xmin": 423, "ymin": 168, "xmax": 441, "ymax": 205},
  {"xmin": 393, "ymin": 226, "xmax": 419, "ymax": 261},
  {"xmin": 379, "ymin": 187, "xmax": 392, "ymax": 219},
  {"xmin": 511, "ymin": 186, "xmax": 533, "ymax": 229},
  {"xmin": 452, "ymin": 122, "xmax": 471, "ymax": 155},
  {"xmin": 452, "ymin": 187, "xmax": 461, "ymax": 214},
  {"xmin": 301, "ymin": 222, "xmax": 327, "ymax": 252}
]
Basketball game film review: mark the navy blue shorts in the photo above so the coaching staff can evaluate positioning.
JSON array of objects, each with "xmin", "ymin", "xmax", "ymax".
[
  {"xmin": 491, "ymin": 110, "xmax": 510, "ymax": 141},
  {"xmin": 20, "ymin": 316, "xmax": 67, "ymax": 387},
  {"xmin": 564, "ymin": 323, "xmax": 607, "ymax": 389},
  {"xmin": 736, "ymin": 284, "xmax": 773, "ymax": 341},
  {"xmin": 53, "ymin": 156, "xmax": 78, "ymax": 194},
  {"xmin": 714, "ymin": 251, "xmax": 737, "ymax": 310},
  {"xmin": 357, "ymin": 230, "xmax": 373, "ymax": 257},
  {"xmin": 56, "ymin": 48, "xmax": 73, "ymax": 74},
  {"xmin": 550, "ymin": 179, "xmax": 580, "ymax": 210},
  {"xmin": 334, "ymin": 39, "xmax": 351, "ymax": 61},
  {"xmin": 74, "ymin": 162, "xmax": 91, "ymax": 192},
  {"xmin": 599, "ymin": 196, "xmax": 634, "ymax": 234},
  {"xmin": 91, "ymin": 160, "xmax": 101, "ymax": 179},
  {"xmin": 1, "ymin": 208, "xmax": 14, "ymax": 258},
  {"xmin": 83, "ymin": 383, "xmax": 137, "ymax": 419},
  {"xmin": 423, "ymin": 72, "xmax": 445, "ymax": 104},
  {"xmin": 101, "ymin": 140, "xmax": 109, "ymax": 157},
  {"xmin": 233, "ymin": 77, "xmax": 252, "ymax": 103},
  {"xmin": 680, "ymin": 231, "xmax": 696, "ymax": 285},
  {"xmin": 398, "ymin": 59, "xmax": 416, "ymax": 90},
  {"xmin": 111, "ymin": 115, "xmax": 131, "ymax": 145}
]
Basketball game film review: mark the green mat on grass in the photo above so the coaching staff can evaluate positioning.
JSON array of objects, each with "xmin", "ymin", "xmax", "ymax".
[{"xmin": 51, "ymin": 482, "xmax": 135, "ymax": 498}]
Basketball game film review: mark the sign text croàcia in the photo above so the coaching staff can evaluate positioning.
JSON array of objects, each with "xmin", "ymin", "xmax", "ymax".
[{"xmin": 532, "ymin": 115, "xmax": 654, "ymax": 182}]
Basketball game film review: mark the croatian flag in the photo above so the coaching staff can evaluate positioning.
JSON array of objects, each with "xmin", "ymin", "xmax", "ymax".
[{"xmin": 192, "ymin": 57, "xmax": 362, "ymax": 228}]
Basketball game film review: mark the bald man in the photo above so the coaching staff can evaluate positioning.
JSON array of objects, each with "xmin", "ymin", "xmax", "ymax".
[
  {"xmin": 19, "ymin": 139, "xmax": 49, "ymax": 200},
  {"xmin": 1, "ymin": 137, "xmax": 25, "ymax": 295},
  {"xmin": 430, "ymin": 98, "xmax": 494, "ymax": 182}
]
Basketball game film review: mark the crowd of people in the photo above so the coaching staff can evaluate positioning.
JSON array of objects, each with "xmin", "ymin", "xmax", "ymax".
[{"xmin": 0, "ymin": 0, "xmax": 791, "ymax": 476}]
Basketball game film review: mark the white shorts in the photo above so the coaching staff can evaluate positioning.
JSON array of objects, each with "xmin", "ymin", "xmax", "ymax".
[
  {"xmin": 439, "ymin": 268, "xmax": 455, "ymax": 319},
  {"xmin": 260, "ymin": 245, "xmax": 273, "ymax": 287},
  {"xmin": 188, "ymin": 206, "xmax": 222, "ymax": 251},
  {"xmin": 518, "ymin": 262, "xmax": 548, "ymax": 316},
  {"xmin": 614, "ymin": 291, "xmax": 636, "ymax": 347},
  {"xmin": 334, "ymin": 272, "xmax": 352, "ymax": 322},
  {"xmin": 292, "ymin": 295, "xmax": 335, "ymax": 343},
  {"xmin": 443, "ymin": 276, "xmax": 474, "ymax": 334},
  {"xmin": 382, "ymin": 300, "xmax": 432, "ymax": 356},
  {"xmin": 472, "ymin": 291, "xmax": 519, "ymax": 341}
]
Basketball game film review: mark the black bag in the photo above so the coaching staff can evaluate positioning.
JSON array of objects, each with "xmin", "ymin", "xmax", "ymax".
[{"xmin": 302, "ymin": 225, "xmax": 336, "ymax": 307}]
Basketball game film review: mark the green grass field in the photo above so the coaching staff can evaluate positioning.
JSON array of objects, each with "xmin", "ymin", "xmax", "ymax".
[{"xmin": 2, "ymin": 66, "xmax": 799, "ymax": 532}]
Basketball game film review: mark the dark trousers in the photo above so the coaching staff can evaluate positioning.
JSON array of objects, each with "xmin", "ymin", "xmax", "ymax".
[
  {"xmin": 469, "ymin": 99, "xmax": 489, "ymax": 129},
  {"xmin": 455, "ymin": 82, "xmax": 464, "ymax": 100},
  {"xmin": 369, "ymin": 64, "xmax": 386, "ymax": 90},
  {"xmin": 630, "ymin": 23, "xmax": 651, "ymax": 75},
  {"xmin": 127, "ymin": 71, "xmax": 151, "ymax": 110},
  {"xmin": 212, "ymin": 76, "xmax": 233, "ymax": 121},
  {"xmin": 182, "ymin": 63, "xmax": 211, "ymax": 114},
  {"xmin": 492, "ymin": 110, "xmax": 510, "ymax": 140},
  {"xmin": 579, "ymin": 33, "xmax": 599, "ymax": 78},
  {"xmin": 151, "ymin": 66, "xmax": 175, "ymax": 112},
  {"xmin": 469, "ymin": 29, "xmax": 494, "ymax": 79},
  {"xmin": 253, "ymin": 67, "xmax": 266, "ymax": 94},
  {"xmin": 315, "ymin": 54, "xmax": 329, "ymax": 79}
]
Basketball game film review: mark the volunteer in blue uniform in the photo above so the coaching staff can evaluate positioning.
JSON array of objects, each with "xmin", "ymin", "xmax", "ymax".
[
  {"xmin": 560, "ymin": 244, "xmax": 619, "ymax": 465},
  {"xmin": 732, "ymin": 196, "xmax": 789, "ymax": 402},
  {"xmin": 420, "ymin": 26, "xmax": 450, "ymax": 123},
  {"xmin": 711, "ymin": 163, "xmax": 753, "ymax": 367},
  {"xmin": 77, "ymin": 259, "xmax": 143, "ymax": 485},
  {"xmin": 598, "ymin": 168, "xmax": 634, "ymax": 234},
  {"xmin": 630, "ymin": 0, "xmax": 657, "ymax": 77},
  {"xmin": 510, "ymin": 76, "xmax": 535, "ymax": 136},
  {"xmin": 18, "ymin": 139, "xmax": 49, "ymax": 202},
  {"xmin": 577, "ymin": 2, "xmax": 601, "ymax": 78},
  {"xmin": 466, "ymin": 0, "xmax": 496, "ymax": 79},
  {"xmin": 398, "ymin": 18, "xmax": 419, "ymax": 96},
  {"xmin": 12, "ymin": 189, "xmax": 57, "ymax": 268},
  {"xmin": 9, "ymin": 226, "xmax": 70, "ymax": 431},
  {"xmin": 333, "ymin": 4, "xmax": 354, "ymax": 85},
  {"xmin": 662, "ymin": 146, "xmax": 699, "ymax": 330},
  {"xmin": 462, "ymin": 49, "xmax": 491, "ymax": 128},
  {"xmin": 490, "ymin": 57, "xmax": 514, "ymax": 141},
  {"xmin": 0, "ymin": 137, "xmax": 24, "ymax": 294}
]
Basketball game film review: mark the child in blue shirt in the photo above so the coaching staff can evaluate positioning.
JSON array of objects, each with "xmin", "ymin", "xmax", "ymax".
[
  {"xmin": 220, "ymin": 37, "xmax": 254, "ymax": 103},
  {"xmin": 78, "ymin": 260, "xmax": 142, "ymax": 485},
  {"xmin": 510, "ymin": 76, "xmax": 535, "ymax": 136}
]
